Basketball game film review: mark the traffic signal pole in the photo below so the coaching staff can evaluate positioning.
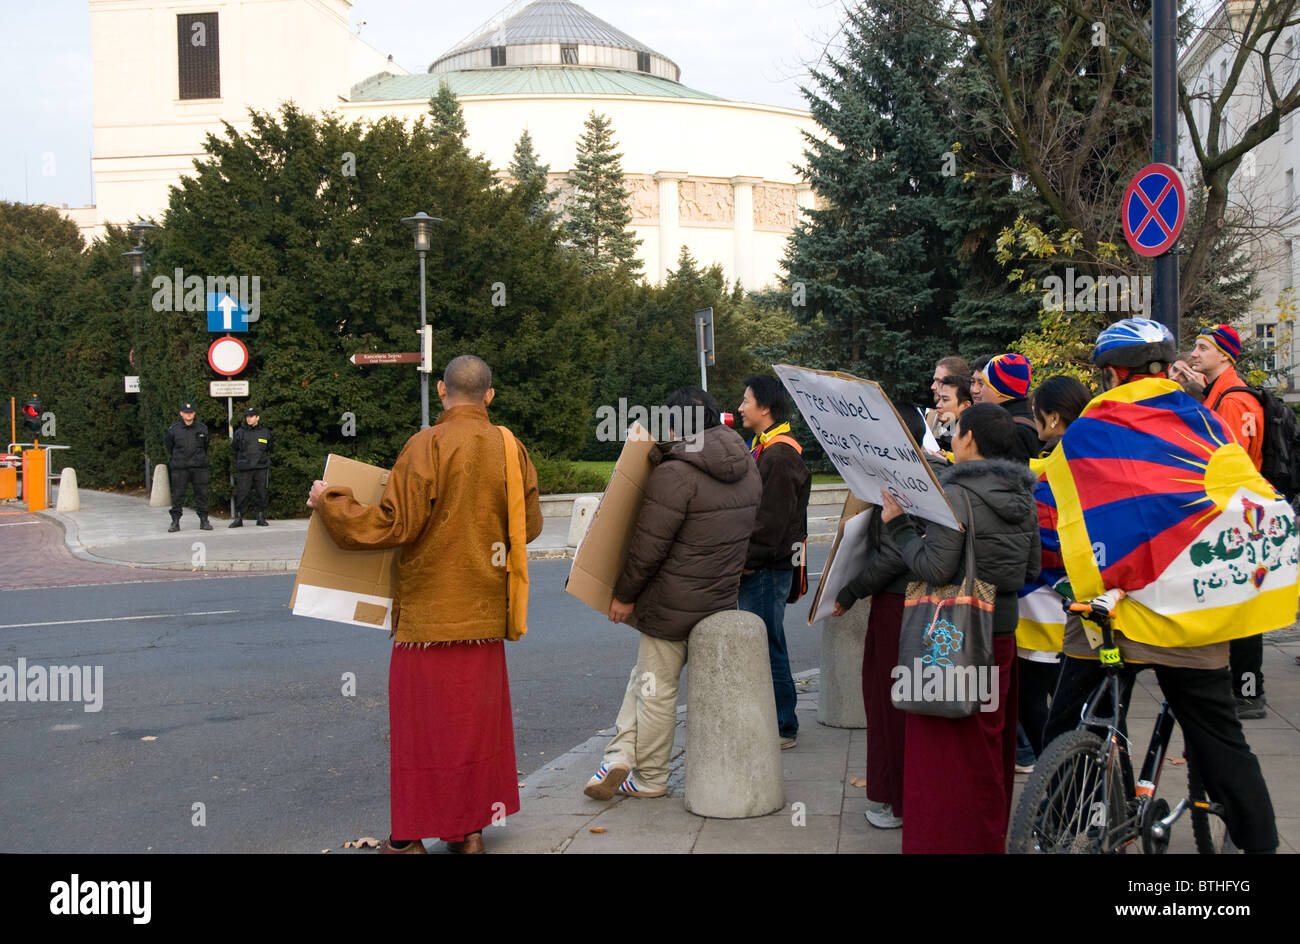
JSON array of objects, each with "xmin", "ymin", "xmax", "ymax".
[{"xmin": 1152, "ymin": 0, "xmax": 1179, "ymax": 339}]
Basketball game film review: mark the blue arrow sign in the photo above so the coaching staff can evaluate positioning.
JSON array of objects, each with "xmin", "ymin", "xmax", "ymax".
[{"xmin": 206, "ymin": 293, "xmax": 249, "ymax": 332}]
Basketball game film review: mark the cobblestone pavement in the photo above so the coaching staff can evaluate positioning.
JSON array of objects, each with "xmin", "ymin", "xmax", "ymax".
[{"xmin": 0, "ymin": 510, "xmax": 217, "ymax": 591}]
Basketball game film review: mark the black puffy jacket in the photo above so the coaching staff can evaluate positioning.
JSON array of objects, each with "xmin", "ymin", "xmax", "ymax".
[
  {"xmin": 614, "ymin": 425, "xmax": 763, "ymax": 642},
  {"xmin": 165, "ymin": 420, "xmax": 210, "ymax": 470},
  {"xmin": 233, "ymin": 422, "xmax": 272, "ymax": 471},
  {"xmin": 884, "ymin": 459, "xmax": 1040, "ymax": 634}
]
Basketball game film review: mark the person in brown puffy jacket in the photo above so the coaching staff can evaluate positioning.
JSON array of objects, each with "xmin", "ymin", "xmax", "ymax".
[{"xmin": 584, "ymin": 387, "xmax": 762, "ymax": 800}]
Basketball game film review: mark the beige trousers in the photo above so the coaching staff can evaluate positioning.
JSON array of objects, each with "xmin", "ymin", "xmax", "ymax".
[{"xmin": 602, "ymin": 633, "xmax": 688, "ymax": 791}]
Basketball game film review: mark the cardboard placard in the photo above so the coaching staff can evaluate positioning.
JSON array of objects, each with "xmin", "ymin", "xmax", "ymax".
[
  {"xmin": 774, "ymin": 364, "xmax": 958, "ymax": 530},
  {"xmin": 807, "ymin": 493, "xmax": 874, "ymax": 625},
  {"xmin": 564, "ymin": 424, "xmax": 658, "ymax": 624},
  {"xmin": 290, "ymin": 454, "xmax": 399, "ymax": 630}
]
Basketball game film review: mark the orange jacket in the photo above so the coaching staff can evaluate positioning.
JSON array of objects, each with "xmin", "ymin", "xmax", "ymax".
[
  {"xmin": 315, "ymin": 405, "xmax": 543, "ymax": 643},
  {"xmin": 1205, "ymin": 364, "xmax": 1264, "ymax": 471}
]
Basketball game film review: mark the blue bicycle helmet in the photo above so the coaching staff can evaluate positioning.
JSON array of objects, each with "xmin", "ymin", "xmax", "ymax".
[{"xmin": 1092, "ymin": 317, "xmax": 1177, "ymax": 371}]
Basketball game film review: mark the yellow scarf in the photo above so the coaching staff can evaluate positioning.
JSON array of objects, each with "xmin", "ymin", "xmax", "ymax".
[{"xmin": 750, "ymin": 422, "xmax": 792, "ymax": 458}]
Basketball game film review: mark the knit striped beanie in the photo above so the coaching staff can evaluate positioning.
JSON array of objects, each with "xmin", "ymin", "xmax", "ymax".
[
  {"xmin": 984, "ymin": 353, "xmax": 1032, "ymax": 399},
  {"xmin": 1197, "ymin": 324, "xmax": 1241, "ymax": 362}
]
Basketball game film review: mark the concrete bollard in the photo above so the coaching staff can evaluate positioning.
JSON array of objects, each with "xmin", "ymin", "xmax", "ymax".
[
  {"xmin": 149, "ymin": 465, "xmax": 172, "ymax": 507},
  {"xmin": 685, "ymin": 610, "xmax": 784, "ymax": 818},
  {"xmin": 55, "ymin": 467, "xmax": 80, "ymax": 512},
  {"xmin": 818, "ymin": 602, "xmax": 869, "ymax": 728},
  {"xmin": 567, "ymin": 496, "xmax": 600, "ymax": 549}
]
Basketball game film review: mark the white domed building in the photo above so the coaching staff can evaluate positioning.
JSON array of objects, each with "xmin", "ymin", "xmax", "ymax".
[{"xmin": 86, "ymin": 0, "xmax": 817, "ymax": 287}]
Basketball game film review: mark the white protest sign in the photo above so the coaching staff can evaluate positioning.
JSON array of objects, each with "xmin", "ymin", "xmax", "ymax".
[{"xmin": 774, "ymin": 364, "xmax": 958, "ymax": 530}]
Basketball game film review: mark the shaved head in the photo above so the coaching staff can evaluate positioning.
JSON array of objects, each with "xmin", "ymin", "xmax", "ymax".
[{"xmin": 442, "ymin": 355, "xmax": 493, "ymax": 402}]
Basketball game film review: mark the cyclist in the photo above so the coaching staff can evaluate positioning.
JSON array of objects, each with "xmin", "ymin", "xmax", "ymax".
[{"xmin": 1041, "ymin": 317, "xmax": 1280, "ymax": 854}]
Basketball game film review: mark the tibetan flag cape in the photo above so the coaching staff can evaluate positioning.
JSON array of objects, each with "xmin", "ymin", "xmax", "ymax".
[
  {"xmin": 1039, "ymin": 377, "xmax": 1299, "ymax": 648},
  {"xmin": 1016, "ymin": 456, "xmax": 1067, "ymax": 652}
]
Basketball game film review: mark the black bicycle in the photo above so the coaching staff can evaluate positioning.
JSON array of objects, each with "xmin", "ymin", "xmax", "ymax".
[{"xmin": 1007, "ymin": 591, "xmax": 1234, "ymax": 854}]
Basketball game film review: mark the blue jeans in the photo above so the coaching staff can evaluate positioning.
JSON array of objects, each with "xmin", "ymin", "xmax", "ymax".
[{"xmin": 737, "ymin": 568, "xmax": 797, "ymax": 738}]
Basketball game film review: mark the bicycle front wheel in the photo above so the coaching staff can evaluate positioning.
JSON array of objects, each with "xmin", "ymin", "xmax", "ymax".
[
  {"xmin": 1188, "ymin": 761, "xmax": 1236, "ymax": 854},
  {"xmin": 1009, "ymin": 729, "xmax": 1127, "ymax": 853}
]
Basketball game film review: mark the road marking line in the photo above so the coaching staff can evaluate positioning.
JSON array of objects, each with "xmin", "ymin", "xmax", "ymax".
[
  {"xmin": 0, "ymin": 521, "xmax": 39, "ymax": 526},
  {"xmin": 0, "ymin": 609, "xmax": 239, "ymax": 629}
]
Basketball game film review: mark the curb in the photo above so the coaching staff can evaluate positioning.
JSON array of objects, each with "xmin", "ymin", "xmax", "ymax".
[{"xmin": 37, "ymin": 507, "xmax": 837, "ymax": 572}]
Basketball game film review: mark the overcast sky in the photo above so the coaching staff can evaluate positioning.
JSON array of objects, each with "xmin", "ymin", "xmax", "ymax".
[{"xmin": 0, "ymin": 0, "xmax": 852, "ymax": 209}]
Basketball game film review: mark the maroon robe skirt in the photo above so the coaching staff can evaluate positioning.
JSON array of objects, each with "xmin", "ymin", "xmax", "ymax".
[
  {"xmin": 862, "ymin": 591, "xmax": 907, "ymax": 814},
  {"xmin": 901, "ymin": 635, "xmax": 1018, "ymax": 854},
  {"xmin": 388, "ymin": 640, "xmax": 520, "ymax": 842}
]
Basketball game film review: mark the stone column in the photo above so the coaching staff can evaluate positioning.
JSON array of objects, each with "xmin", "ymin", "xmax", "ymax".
[
  {"xmin": 817, "ymin": 605, "xmax": 868, "ymax": 728},
  {"xmin": 795, "ymin": 182, "xmax": 815, "ymax": 214},
  {"xmin": 729, "ymin": 176, "xmax": 762, "ymax": 291},
  {"xmin": 684, "ymin": 610, "xmax": 784, "ymax": 818},
  {"xmin": 654, "ymin": 171, "xmax": 688, "ymax": 284}
]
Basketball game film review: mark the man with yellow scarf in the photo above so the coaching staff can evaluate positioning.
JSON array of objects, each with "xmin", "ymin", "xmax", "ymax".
[{"xmin": 737, "ymin": 375, "xmax": 811, "ymax": 749}]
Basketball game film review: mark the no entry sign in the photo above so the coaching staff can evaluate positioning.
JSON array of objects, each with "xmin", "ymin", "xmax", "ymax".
[
  {"xmin": 1122, "ymin": 163, "xmax": 1186, "ymax": 257},
  {"xmin": 208, "ymin": 336, "xmax": 249, "ymax": 377}
]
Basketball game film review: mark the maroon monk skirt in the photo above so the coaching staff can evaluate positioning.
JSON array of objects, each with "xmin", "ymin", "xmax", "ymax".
[
  {"xmin": 862, "ymin": 591, "xmax": 907, "ymax": 814},
  {"xmin": 388, "ymin": 640, "xmax": 520, "ymax": 842},
  {"xmin": 901, "ymin": 635, "xmax": 1018, "ymax": 854}
]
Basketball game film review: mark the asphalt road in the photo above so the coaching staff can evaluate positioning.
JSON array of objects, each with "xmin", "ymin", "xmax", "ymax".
[{"xmin": 0, "ymin": 545, "xmax": 830, "ymax": 852}]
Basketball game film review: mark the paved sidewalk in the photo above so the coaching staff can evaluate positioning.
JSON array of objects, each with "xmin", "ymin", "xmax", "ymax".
[
  {"xmin": 32, "ymin": 487, "xmax": 838, "ymax": 572},
  {"xmin": 463, "ymin": 646, "xmax": 1300, "ymax": 854}
]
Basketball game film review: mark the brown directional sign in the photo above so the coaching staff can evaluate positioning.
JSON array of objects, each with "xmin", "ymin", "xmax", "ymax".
[{"xmin": 349, "ymin": 352, "xmax": 421, "ymax": 365}]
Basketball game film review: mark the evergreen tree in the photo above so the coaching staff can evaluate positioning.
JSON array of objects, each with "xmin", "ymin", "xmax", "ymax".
[
  {"xmin": 428, "ymin": 81, "xmax": 468, "ymax": 147},
  {"xmin": 508, "ymin": 129, "xmax": 557, "ymax": 220},
  {"xmin": 784, "ymin": 0, "xmax": 961, "ymax": 402},
  {"xmin": 566, "ymin": 112, "xmax": 642, "ymax": 276},
  {"xmin": 129, "ymin": 104, "xmax": 599, "ymax": 515}
]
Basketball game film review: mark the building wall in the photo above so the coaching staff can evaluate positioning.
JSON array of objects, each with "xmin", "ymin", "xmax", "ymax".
[
  {"xmin": 1180, "ymin": 1, "xmax": 1300, "ymax": 392},
  {"xmin": 82, "ymin": 0, "xmax": 816, "ymax": 289}
]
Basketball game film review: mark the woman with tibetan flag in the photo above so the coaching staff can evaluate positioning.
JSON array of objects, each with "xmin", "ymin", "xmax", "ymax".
[
  {"xmin": 1014, "ymin": 376, "xmax": 1091, "ymax": 764},
  {"xmin": 1039, "ymin": 318, "xmax": 1286, "ymax": 853}
]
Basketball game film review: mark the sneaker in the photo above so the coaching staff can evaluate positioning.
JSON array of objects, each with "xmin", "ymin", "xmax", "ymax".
[
  {"xmin": 1235, "ymin": 696, "xmax": 1267, "ymax": 720},
  {"xmin": 780, "ymin": 736, "xmax": 797, "ymax": 750},
  {"xmin": 583, "ymin": 762, "xmax": 629, "ymax": 801},
  {"xmin": 616, "ymin": 772, "xmax": 666, "ymax": 798},
  {"xmin": 1015, "ymin": 762, "xmax": 1035, "ymax": 774},
  {"xmin": 864, "ymin": 803, "xmax": 902, "ymax": 829}
]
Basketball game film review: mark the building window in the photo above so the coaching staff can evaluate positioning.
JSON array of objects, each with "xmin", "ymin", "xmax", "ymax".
[
  {"xmin": 1257, "ymin": 323, "xmax": 1278, "ymax": 372},
  {"xmin": 561, "ymin": 44, "xmax": 579, "ymax": 65},
  {"xmin": 491, "ymin": 45, "xmax": 506, "ymax": 67},
  {"xmin": 1289, "ymin": 168, "xmax": 1295, "ymax": 203},
  {"xmin": 177, "ymin": 13, "xmax": 220, "ymax": 100},
  {"xmin": 1286, "ymin": 240, "xmax": 1294, "ymax": 290},
  {"xmin": 637, "ymin": 51, "xmax": 650, "ymax": 73}
]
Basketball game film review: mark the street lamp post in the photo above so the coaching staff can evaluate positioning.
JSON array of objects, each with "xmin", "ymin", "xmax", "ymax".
[
  {"xmin": 400, "ymin": 212, "xmax": 443, "ymax": 429},
  {"xmin": 123, "ymin": 221, "xmax": 159, "ymax": 487}
]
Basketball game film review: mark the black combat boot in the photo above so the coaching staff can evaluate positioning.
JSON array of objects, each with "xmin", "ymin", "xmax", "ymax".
[
  {"xmin": 228, "ymin": 516, "xmax": 243, "ymax": 528},
  {"xmin": 168, "ymin": 517, "xmax": 180, "ymax": 533},
  {"xmin": 256, "ymin": 513, "xmax": 268, "ymax": 526},
  {"xmin": 199, "ymin": 517, "xmax": 213, "ymax": 531}
]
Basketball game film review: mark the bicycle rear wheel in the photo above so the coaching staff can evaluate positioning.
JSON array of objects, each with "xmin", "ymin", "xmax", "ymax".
[{"xmin": 1009, "ymin": 729, "xmax": 1127, "ymax": 853}]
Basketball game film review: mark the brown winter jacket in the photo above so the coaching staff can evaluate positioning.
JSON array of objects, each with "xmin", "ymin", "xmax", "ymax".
[{"xmin": 614, "ymin": 424, "xmax": 763, "ymax": 642}]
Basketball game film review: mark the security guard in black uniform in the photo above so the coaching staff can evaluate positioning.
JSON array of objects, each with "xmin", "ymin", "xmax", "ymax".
[
  {"xmin": 165, "ymin": 402, "xmax": 210, "ymax": 531},
  {"xmin": 230, "ymin": 407, "xmax": 272, "ymax": 527}
]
